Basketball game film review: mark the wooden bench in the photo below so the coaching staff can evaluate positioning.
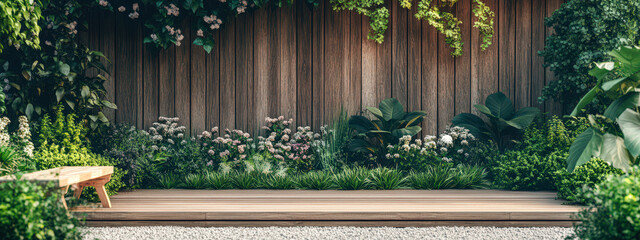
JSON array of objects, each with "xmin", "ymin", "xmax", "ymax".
[{"xmin": 0, "ymin": 166, "xmax": 113, "ymax": 209}]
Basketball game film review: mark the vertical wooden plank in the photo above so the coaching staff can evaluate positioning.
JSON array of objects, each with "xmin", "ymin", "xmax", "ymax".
[
  {"xmin": 297, "ymin": 3, "xmax": 314, "ymax": 127},
  {"xmin": 135, "ymin": 24, "xmax": 144, "ymax": 129},
  {"xmin": 515, "ymin": 0, "xmax": 532, "ymax": 109},
  {"xmin": 408, "ymin": 3, "xmax": 422, "ymax": 135},
  {"xmin": 143, "ymin": 41, "xmax": 159, "ymax": 129},
  {"xmin": 159, "ymin": 46, "xmax": 176, "ymax": 119},
  {"xmin": 175, "ymin": 19, "xmax": 191, "ymax": 131},
  {"xmin": 361, "ymin": 16, "xmax": 377, "ymax": 111},
  {"xmin": 191, "ymin": 18, "xmax": 207, "ymax": 135},
  {"xmin": 235, "ymin": 13, "xmax": 255, "ymax": 133},
  {"xmin": 531, "ymin": 0, "xmax": 546, "ymax": 111},
  {"xmin": 254, "ymin": 9, "xmax": 279, "ymax": 132},
  {"xmin": 346, "ymin": 11, "xmax": 362, "ymax": 118},
  {"xmin": 499, "ymin": 0, "xmax": 516, "ymax": 100},
  {"xmin": 278, "ymin": 6, "xmax": 297, "ymax": 123},
  {"xmin": 205, "ymin": 32, "xmax": 221, "ymax": 131},
  {"xmin": 472, "ymin": 0, "xmax": 499, "ymax": 113},
  {"xmin": 114, "ymin": 14, "xmax": 136, "ymax": 124},
  {"xmin": 324, "ymin": 8, "xmax": 346, "ymax": 120},
  {"xmin": 392, "ymin": 2, "xmax": 408, "ymax": 107},
  {"xmin": 99, "ymin": 11, "xmax": 116, "ymax": 122},
  {"xmin": 422, "ymin": 18, "xmax": 438, "ymax": 135},
  {"xmin": 545, "ymin": 0, "xmax": 564, "ymax": 116},
  {"xmin": 455, "ymin": 0, "xmax": 472, "ymax": 115},
  {"xmin": 437, "ymin": 8, "xmax": 456, "ymax": 133},
  {"xmin": 312, "ymin": 2, "xmax": 325, "ymax": 130},
  {"xmin": 220, "ymin": 17, "xmax": 236, "ymax": 131}
]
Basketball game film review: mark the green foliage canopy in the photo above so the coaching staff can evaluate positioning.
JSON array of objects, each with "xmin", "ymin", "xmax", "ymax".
[{"xmin": 0, "ymin": 0, "xmax": 42, "ymax": 53}]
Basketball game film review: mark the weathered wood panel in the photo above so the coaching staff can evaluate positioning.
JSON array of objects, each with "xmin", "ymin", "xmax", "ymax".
[{"xmin": 91, "ymin": 0, "xmax": 565, "ymax": 135}]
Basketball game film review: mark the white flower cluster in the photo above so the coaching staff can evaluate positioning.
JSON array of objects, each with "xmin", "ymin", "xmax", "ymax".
[
  {"xmin": 0, "ymin": 117, "xmax": 10, "ymax": 147},
  {"xmin": 147, "ymin": 116, "xmax": 187, "ymax": 151},
  {"xmin": 385, "ymin": 126, "xmax": 477, "ymax": 164},
  {"xmin": 17, "ymin": 116, "xmax": 34, "ymax": 157}
]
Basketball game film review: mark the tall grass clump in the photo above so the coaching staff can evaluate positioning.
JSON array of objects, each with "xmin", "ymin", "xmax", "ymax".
[
  {"xmin": 407, "ymin": 165, "xmax": 454, "ymax": 189},
  {"xmin": 262, "ymin": 174, "xmax": 297, "ymax": 189},
  {"xmin": 205, "ymin": 172, "xmax": 232, "ymax": 189},
  {"xmin": 314, "ymin": 108, "xmax": 351, "ymax": 171},
  {"xmin": 367, "ymin": 168, "xmax": 406, "ymax": 190},
  {"xmin": 183, "ymin": 173, "xmax": 207, "ymax": 189},
  {"xmin": 451, "ymin": 165, "xmax": 489, "ymax": 189},
  {"xmin": 296, "ymin": 171, "xmax": 335, "ymax": 190},
  {"xmin": 231, "ymin": 172, "xmax": 261, "ymax": 189},
  {"xmin": 158, "ymin": 174, "xmax": 180, "ymax": 189},
  {"xmin": 333, "ymin": 167, "xmax": 371, "ymax": 190}
]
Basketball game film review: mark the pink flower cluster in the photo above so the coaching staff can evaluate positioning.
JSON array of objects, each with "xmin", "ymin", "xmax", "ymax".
[
  {"xmin": 147, "ymin": 116, "xmax": 187, "ymax": 151},
  {"xmin": 164, "ymin": 4, "xmax": 180, "ymax": 16},
  {"xmin": 203, "ymin": 15, "xmax": 222, "ymax": 31},
  {"xmin": 237, "ymin": 0, "xmax": 248, "ymax": 13}
]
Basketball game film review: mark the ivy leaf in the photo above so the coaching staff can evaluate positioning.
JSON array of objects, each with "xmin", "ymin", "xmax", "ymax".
[
  {"xmin": 193, "ymin": 38, "xmax": 204, "ymax": 46},
  {"xmin": 101, "ymin": 100, "xmax": 117, "ymax": 109},
  {"xmin": 55, "ymin": 88, "xmax": 64, "ymax": 102},
  {"xmin": 66, "ymin": 100, "xmax": 75, "ymax": 110},
  {"xmin": 25, "ymin": 103, "xmax": 34, "ymax": 119},
  {"xmin": 81, "ymin": 85, "xmax": 90, "ymax": 98},
  {"xmin": 59, "ymin": 63, "xmax": 70, "ymax": 76}
]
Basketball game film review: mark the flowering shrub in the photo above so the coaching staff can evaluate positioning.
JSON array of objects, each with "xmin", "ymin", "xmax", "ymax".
[
  {"xmin": 386, "ymin": 135, "xmax": 440, "ymax": 171},
  {"xmin": 435, "ymin": 126, "xmax": 477, "ymax": 163},
  {"xmin": 198, "ymin": 127, "xmax": 253, "ymax": 171},
  {"xmin": 257, "ymin": 117, "xmax": 321, "ymax": 172}
]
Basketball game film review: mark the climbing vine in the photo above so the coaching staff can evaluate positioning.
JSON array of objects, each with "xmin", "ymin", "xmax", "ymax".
[{"xmin": 97, "ymin": 0, "xmax": 492, "ymax": 56}]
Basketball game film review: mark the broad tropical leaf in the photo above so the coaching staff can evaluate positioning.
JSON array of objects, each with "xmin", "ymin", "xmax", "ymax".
[
  {"xmin": 505, "ymin": 107, "xmax": 540, "ymax": 129},
  {"xmin": 588, "ymin": 61, "xmax": 615, "ymax": 80},
  {"xmin": 485, "ymin": 92, "xmax": 514, "ymax": 119},
  {"xmin": 571, "ymin": 86, "xmax": 600, "ymax": 116},
  {"xmin": 567, "ymin": 128, "xmax": 603, "ymax": 172},
  {"xmin": 378, "ymin": 98, "xmax": 405, "ymax": 121},
  {"xmin": 366, "ymin": 107, "xmax": 384, "ymax": 120},
  {"xmin": 348, "ymin": 115, "xmax": 375, "ymax": 133},
  {"xmin": 618, "ymin": 109, "xmax": 640, "ymax": 158},
  {"xmin": 452, "ymin": 113, "xmax": 491, "ymax": 140},
  {"xmin": 391, "ymin": 126, "xmax": 422, "ymax": 138},
  {"xmin": 600, "ymin": 133, "xmax": 633, "ymax": 172},
  {"xmin": 604, "ymin": 90, "xmax": 640, "ymax": 120},
  {"xmin": 403, "ymin": 111, "xmax": 427, "ymax": 127}
]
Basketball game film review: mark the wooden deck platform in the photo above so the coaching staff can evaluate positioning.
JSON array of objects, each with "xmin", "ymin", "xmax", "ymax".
[{"xmin": 73, "ymin": 189, "xmax": 582, "ymax": 227}]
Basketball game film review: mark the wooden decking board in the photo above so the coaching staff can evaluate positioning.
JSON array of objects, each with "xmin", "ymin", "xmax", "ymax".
[{"xmin": 74, "ymin": 190, "xmax": 581, "ymax": 227}]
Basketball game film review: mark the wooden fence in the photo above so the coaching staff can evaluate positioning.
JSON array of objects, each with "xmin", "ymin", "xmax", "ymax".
[{"xmin": 84, "ymin": 0, "xmax": 565, "ymax": 135}]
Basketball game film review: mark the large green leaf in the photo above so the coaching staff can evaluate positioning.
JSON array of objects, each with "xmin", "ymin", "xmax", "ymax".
[
  {"xmin": 600, "ymin": 133, "xmax": 633, "ymax": 172},
  {"xmin": 505, "ymin": 107, "xmax": 540, "ymax": 130},
  {"xmin": 485, "ymin": 92, "xmax": 514, "ymax": 119},
  {"xmin": 604, "ymin": 90, "xmax": 640, "ymax": 120},
  {"xmin": 571, "ymin": 86, "xmax": 600, "ymax": 116},
  {"xmin": 588, "ymin": 61, "xmax": 615, "ymax": 80},
  {"xmin": 366, "ymin": 107, "xmax": 384, "ymax": 120},
  {"xmin": 348, "ymin": 138, "xmax": 376, "ymax": 153},
  {"xmin": 609, "ymin": 46, "xmax": 640, "ymax": 73},
  {"xmin": 601, "ymin": 76, "xmax": 628, "ymax": 92},
  {"xmin": 618, "ymin": 109, "xmax": 640, "ymax": 159},
  {"xmin": 567, "ymin": 128, "xmax": 603, "ymax": 172},
  {"xmin": 474, "ymin": 104, "xmax": 494, "ymax": 118},
  {"xmin": 452, "ymin": 113, "xmax": 491, "ymax": 140},
  {"xmin": 378, "ymin": 98, "xmax": 405, "ymax": 121},
  {"xmin": 402, "ymin": 111, "xmax": 426, "ymax": 127},
  {"xmin": 348, "ymin": 115, "xmax": 375, "ymax": 133},
  {"xmin": 391, "ymin": 126, "xmax": 422, "ymax": 138}
]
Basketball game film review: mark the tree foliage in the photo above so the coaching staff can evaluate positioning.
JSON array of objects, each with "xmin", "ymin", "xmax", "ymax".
[
  {"xmin": 539, "ymin": 0, "xmax": 640, "ymax": 106},
  {"xmin": 0, "ymin": 0, "xmax": 42, "ymax": 53}
]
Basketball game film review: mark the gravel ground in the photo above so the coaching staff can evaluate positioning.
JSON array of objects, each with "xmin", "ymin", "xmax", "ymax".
[{"xmin": 82, "ymin": 226, "xmax": 574, "ymax": 240}]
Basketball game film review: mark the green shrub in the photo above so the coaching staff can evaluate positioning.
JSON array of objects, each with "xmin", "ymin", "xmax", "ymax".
[
  {"xmin": 519, "ymin": 116, "xmax": 587, "ymax": 156},
  {"xmin": 204, "ymin": 172, "xmax": 232, "ymax": 189},
  {"xmin": 231, "ymin": 172, "xmax": 261, "ymax": 189},
  {"xmin": 183, "ymin": 173, "xmax": 207, "ymax": 189},
  {"xmin": 296, "ymin": 171, "xmax": 334, "ymax": 190},
  {"xmin": 569, "ymin": 168, "xmax": 640, "ymax": 239},
  {"xmin": 333, "ymin": 167, "xmax": 371, "ymax": 190},
  {"xmin": 0, "ymin": 179, "xmax": 82, "ymax": 240},
  {"xmin": 157, "ymin": 174, "xmax": 179, "ymax": 189},
  {"xmin": 556, "ymin": 158, "xmax": 623, "ymax": 203},
  {"xmin": 262, "ymin": 174, "xmax": 297, "ymax": 189},
  {"xmin": 539, "ymin": 0, "xmax": 640, "ymax": 106},
  {"xmin": 33, "ymin": 109, "xmax": 125, "ymax": 200},
  {"xmin": 408, "ymin": 167, "xmax": 454, "ymax": 190},
  {"xmin": 367, "ymin": 168, "xmax": 406, "ymax": 190},
  {"xmin": 451, "ymin": 165, "xmax": 490, "ymax": 189},
  {"xmin": 492, "ymin": 150, "xmax": 565, "ymax": 190}
]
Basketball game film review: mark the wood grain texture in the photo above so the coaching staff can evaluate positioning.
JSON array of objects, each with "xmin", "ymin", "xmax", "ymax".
[
  {"xmin": 75, "ymin": 189, "xmax": 581, "ymax": 226},
  {"xmin": 90, "ymin": 2, "xmax": 565, "ymax": 135}
]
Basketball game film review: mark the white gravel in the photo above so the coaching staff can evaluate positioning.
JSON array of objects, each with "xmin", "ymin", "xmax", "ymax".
[{"xmin": 82, "ymin": 226, "xmax": 574, "ymax": 240}]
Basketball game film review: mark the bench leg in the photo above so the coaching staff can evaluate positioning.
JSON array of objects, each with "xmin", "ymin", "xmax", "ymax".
[
  {"xmin": 60, "ymin": 186, "xmax": 69, "ymax": 209},
  {"xmin": 77, "ymin": 174, "xmax": 112, "ymax": 208},
  {"xmin": 73, "ymin": 184, "xmax": 84, "ymax": 199}
]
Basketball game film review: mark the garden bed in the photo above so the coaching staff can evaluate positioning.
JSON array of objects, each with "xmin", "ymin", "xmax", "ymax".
[{"xmin": 73, "ymin": 189, "xmax": 581, "ymax": 227}]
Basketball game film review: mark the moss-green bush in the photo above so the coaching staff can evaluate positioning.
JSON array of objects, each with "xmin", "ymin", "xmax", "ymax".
[
  {"xmin": 33, "ymin": 108, "xmax": 124, "ymax": 201},
  {"xmin": 492, "ymin": 150, "xmax": 565, "ymax": 190},
  {"xmin": 0, "ymin": 179, "xmax": 82, "ymax": 240},
  {"xmin": 569, "ymin": 168, "xmax": 640, "ymax": 239},
  {"xmin": 555, "ymin": 158, "xmax": 623, "ymax": 203}
]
